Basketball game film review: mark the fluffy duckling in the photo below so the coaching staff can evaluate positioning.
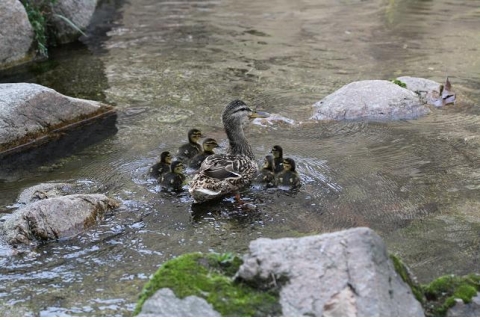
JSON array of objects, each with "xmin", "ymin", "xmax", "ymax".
[
  {"xmin": 254, "ymin": 154, "xmax": 276, "ymax": 188},
  {"xmin": 189, "ymin": 138, "xmax": 220, "ymax": 170},
  {"xmin": 160, "ymin": 161, "xmax": 186, "ymax": 192},
  {"xmin": 271, "ymin": 145, "xmax": 284, "ymax": 173},
  {"xmin": 149, "ymin": 151, "xmax": 172, "ymax": 179},
  {"xmin": 176, "ymin": 129, "xmax": 203, "ymax": 161},
  {"xmin": 276, "ymin": 157, "xmax": 301, "ymax": 189}
]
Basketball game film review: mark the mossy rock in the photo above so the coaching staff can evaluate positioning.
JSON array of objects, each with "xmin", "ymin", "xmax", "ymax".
[
  {"xmin": 133, "ymin": 252, "xmax": 282, "ymax": 316},
  {"xmin": 422, "ymin": 273, "xmax": 480, "ymax": 316},
  {"xmin": 390, "ymin": 254, "xmax": 424, "ymax": 304}
]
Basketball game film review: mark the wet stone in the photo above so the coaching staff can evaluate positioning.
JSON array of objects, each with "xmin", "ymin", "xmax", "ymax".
[{"xmin": 0, "ymin": 194, "xmax": 120, "ymax": 247}]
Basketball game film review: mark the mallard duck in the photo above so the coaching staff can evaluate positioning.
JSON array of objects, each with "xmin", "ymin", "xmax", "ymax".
[
  {"xmin": 276, "ymin": 157, "xmax": 301, "ymax": 189},
  {"xmin": 149, "ymin": 151, "xmax": 172, "ymax": 179},
  {"xmin": 176, "ymin": 128, "xmax": 203, "ymax": 161},
  {"xmin": 160, "ymin": 160, "xmax": 186, "ymax": 191},
  {"xmin": 188, "ymin": 100, "xmax": 268, "ymax": 203},
  {"xmin": 254, "ymin": 154, "xmax": 276, "ymax": 188},
  {"xmin": 271, "ymin": 145, "xmax": 284, "ymax": 173},
  {"xmin": 189, "ymin": 138, "xmax": 220, "ymax": 170}
]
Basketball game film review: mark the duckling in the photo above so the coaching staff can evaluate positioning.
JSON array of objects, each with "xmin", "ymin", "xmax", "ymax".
[
  {"xmin": 176, "ymin": 129, "xmax": 203, "ymax": 161},
  {"xmin": 254, "ymin": 154, "xmax": 276, "ymax": 188},
  {"xmin": 188, "ymin": 100, "xmax": 268, "ymax": 203},
  {"xmin": 160, "ymin": 161, "xmax": 186, "ymax": 192},
  {"xmin": 276, "ymin": 157, "xmax": 301, "ymax": 189},
  {"xmin": 149, "ymin": 151, "xmax": 172, "ymax": 179},
  {"xmin": 271, "ymin": 145, "xmax": 284, "ymax": 173},
  {"xmin": 189, "ymin": 138, "xmax": 220, "ymax": 170}
]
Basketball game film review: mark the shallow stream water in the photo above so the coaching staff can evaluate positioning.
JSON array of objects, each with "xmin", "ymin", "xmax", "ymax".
[{"xmin": 1, "ymin": 0, "xmax": 480, "ymax": 316}]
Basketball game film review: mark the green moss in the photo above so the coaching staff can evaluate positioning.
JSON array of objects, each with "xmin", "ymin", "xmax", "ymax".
[
  {"xmin": 21, "ymin": 0, "xmax": 60, "ymax": 57},
  {"xmin": 422, "ymin": 273, "xmax": 480, "ymax": 316},
  {"xmin": 390, "ymin": 254, "xmax": 424, "ymax": 303},
  {"xmin": 133, "ymin": 252, "xmax": 281, "ymax": 316},
  {"xmin": 391, "ymin": 79, "xmax": 407, "ymax": 88}
]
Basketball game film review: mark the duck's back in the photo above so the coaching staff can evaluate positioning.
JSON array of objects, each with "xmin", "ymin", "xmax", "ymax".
[{"xmin": 189, "ymin": 153, "xmax": 258, "ymax": 203}]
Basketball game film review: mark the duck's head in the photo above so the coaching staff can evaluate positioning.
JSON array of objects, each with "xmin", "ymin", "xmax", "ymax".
[
  {"xmin": 271, "ymin": 145, "xmax": 283, "ymax": 159},
  {"xmin": 160, "ymin": 151, "xmax": 172, "ymax": 164},
  {"xmin": 202, "ymin": 138, "xmax": 219, "ymax": 152},
  {"xmin": 170, "ymin": 161, "xmax": 185, "ymax": 174},
  {"xmin": 222, "ymin": 100, "xmax": 269, "ymax": 128},
  {"xmin": 282, "ymin": 157, "xmax": 296, "ymax": 172},
  {"xmin": 188, "ymin": 129, "xmax": 203, "ymax": 144},
  {"xmin": 263, "ymin": 154, "xmax": 275, "ymax": 170}
]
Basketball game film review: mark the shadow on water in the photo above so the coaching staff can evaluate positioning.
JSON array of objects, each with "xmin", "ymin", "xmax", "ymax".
[
  {"xmin": 0, "ymin": 111, "xmax": 118, "ymax": 181},
  {"xmin": 0, "ymin": 41, "xmax": 110, "ymax": 102}
]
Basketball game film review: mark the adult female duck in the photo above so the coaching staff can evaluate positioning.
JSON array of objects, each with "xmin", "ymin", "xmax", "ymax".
[{"xmin": 188, "ymin": 100, "xmax": 268, "ymax": 203}]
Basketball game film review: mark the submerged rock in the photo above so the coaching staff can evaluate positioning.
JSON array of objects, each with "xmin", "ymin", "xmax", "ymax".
[
  {"xmin": 0, "ymin": 194, "xmax": 119, "ymax": 246},
  {"xmin": 311, "ymin": 80, "xmax": 430, "ymax": 121},
  {"xmin": 0, "ymin": 83, "xmax": 115, "ymax": 154},
  {"xmin": 236, "ymin": 227, "xmax": 424, "ymax": 316},
  {"xmin": 0, "ymin": 0, "xmax": 34, "ymax": 69}
]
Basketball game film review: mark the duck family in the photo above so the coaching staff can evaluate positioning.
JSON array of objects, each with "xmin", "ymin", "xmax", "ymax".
[{"xmin": 150, "ymin": 100, "xmax": 302, "ymax": 201}]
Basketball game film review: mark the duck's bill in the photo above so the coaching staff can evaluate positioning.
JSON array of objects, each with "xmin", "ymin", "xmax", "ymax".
[{"xmin": 249, "ymin": 110, "xmax": 270, "ymax": 119}]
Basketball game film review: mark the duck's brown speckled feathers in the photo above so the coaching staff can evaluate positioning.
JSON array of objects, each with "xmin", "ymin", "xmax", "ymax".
[{"xmin": 188, "ymin": 100, "xmax": 268, "ymax": 203}]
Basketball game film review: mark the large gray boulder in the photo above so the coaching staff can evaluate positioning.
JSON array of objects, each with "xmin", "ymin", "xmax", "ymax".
[
  {"xmin": 0, "ymin": 194, "xmax": 119, "ymax": 246},
  {"xmin": 310, "ymin": 80, "xmax": 430, "ymax": 121},
  {"xmin": 138, "ymin": 288, "xmax": 221, "ymax": 317},
  {"xmin": 0, "ymin": 0, "xmax": 34, "ymax": 69},
  {"xmin": 236, "ymin": 227, "xmax": 424, "ymax": 317},
  {"xmin": 51, "ymin": 0, "xmax": 98, "ymax": 44},
  {"xmin": 0, "ymin": 83, "xmax": 113, "ymax": 153}
]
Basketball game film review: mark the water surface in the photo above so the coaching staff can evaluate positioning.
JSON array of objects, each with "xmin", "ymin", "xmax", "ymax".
[{"xmin": 1, "ymin": 0, "xmax": 480, "ymax": 316}]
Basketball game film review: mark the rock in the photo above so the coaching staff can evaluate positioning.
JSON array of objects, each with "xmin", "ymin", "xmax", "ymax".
[
  {"xmin": 397, "ymin": 76, "xmax": 456, "ymax": 108},
  {"xmin": 0, "ymin": 83, "xmax": 113, "ymax": 153},
  {"xmin": 17, "ymin": 183, "xmax": 77, "ymax": 205},
  {"xmin": 138, "ymin": 288, "xmax": 221, "ymax": 317},
  {"xmin": 310, "ymin": 80, "xmax": 430, "ymax": 121},
  {"xmin": 236, "ymin": 227, "xmax": 424, "ymax": 317},
  {"xmin": 396, "ymin": 76, "xmax": 441, "ymax": 97},
  {"xmin": 0, "ymin": 194, "xmax": 119, "ymax": 246},
  {"xmin": 252, "ymin": 113, "xmax": 296, "ymax": 127},
  {"xmin": 447, "ymin": 294, "xmax": 480, "ymax": 317},
  {"xmin": 16, "ymin": 181, "xmax": 97, "ymax": 205},
  {"xmin": 50, "ymin": 0, "xmax": 98, "ymax": 44},
  {"xmin": 0, "ymin": 0, "xmax": 34, "ymax": 69}
]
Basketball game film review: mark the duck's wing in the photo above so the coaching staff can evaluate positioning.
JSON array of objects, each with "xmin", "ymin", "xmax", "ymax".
[{"xmin": 199, "ymin": 154, "xmax": 245, "ymax": 180}]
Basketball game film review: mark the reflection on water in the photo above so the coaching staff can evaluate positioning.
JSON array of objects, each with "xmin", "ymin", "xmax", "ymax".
[{"xmin": 1, "ymin": 0, "xmax": 480, "ymax": 316}]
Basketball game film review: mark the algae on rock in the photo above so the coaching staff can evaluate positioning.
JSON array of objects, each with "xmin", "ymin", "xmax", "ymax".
[
  {"xmin": 422, "ymin": 273, "xmax": 480, "ymax": 316},
  {"xmin": 133, "ymin": 252, "xmax": 281, "ymax": 317}
]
